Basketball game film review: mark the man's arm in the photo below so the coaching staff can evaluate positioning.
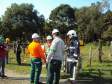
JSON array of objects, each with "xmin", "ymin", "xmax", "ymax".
[{"xmin": 47, "ymin": 40, "xmax": 57, "ymax": 62}]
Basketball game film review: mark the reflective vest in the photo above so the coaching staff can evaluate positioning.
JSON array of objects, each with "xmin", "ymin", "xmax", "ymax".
[{"xmin": 28, "ymin": 41, "xmax": 46, "ymax": 61}]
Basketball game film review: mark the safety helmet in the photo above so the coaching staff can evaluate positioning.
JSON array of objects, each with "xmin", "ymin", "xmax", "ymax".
[
  {"xmin": 67, "ymin": 30, "xmax": 77, "ymax": 38},
  {"xmin": 52, "ymin": 29, "xmax": 59, "ymax": 35},
  {"xmin": 32, "ymin": 33, "xmax": 39, "ymax": 39},
  {"xmin": 0, "ymin": 35, "xmax": 4, "ymax": 44},
  {"xmin": 6, "ymin": 38, "xmax": 10, "ymax": 43},
  {"xmin": 46, "ymin": 35, "xmax": 52, "ymax": 40}
]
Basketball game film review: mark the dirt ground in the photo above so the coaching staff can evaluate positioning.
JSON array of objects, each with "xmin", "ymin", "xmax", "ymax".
[{"xmin": 0, "ymin": 69, "xmax": 70, "ymax": 84}]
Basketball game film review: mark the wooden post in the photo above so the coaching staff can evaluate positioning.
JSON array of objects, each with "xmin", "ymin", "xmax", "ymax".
[
  {"xmin": 98, "ymin": 39, "xmax": 103, "ymax": 63},
  {"xmin": 110, "ymin": 41, "xmax": 112, "ymax": 57},
  {"xmin": 89, "ymin": 46, "xmax": 92, "ymax": 71}
]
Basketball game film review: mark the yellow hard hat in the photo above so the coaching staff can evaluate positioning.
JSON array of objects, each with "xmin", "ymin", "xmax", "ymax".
[{"xmin": 6, "ymin": 38, "xmax": 10, "ymax": 43}]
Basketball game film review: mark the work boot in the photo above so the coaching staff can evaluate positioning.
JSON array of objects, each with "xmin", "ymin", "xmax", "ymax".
[{"xmin": 1, "ymin": 75, "xmax": 8, "ymax": 78}]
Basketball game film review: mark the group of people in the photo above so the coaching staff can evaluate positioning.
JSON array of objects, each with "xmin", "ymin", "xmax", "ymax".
[
  {"xmin": 0, "ymin": 28, "xmax": 80, "ymax": 84},
  {"xmin": 28, "ymin": 28, "xmax": 80, "ymax": 84}
]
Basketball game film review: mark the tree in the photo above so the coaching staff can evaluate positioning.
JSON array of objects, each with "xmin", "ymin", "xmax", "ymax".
[
  {"xmin": 103, "ymin": 25, "xmax": 112, "ymax": 40},
  {"xmin": 0, "ymin": 18, "xmax": 2, "ymax": 33},
  {"xmin": 100, "ymin": 11, "xmax": 112, "ymax": 40},
  {"xmin": 75, "ymin": 2, "xmax": 104, "ymax": 42},
  {"xmin": 2, "ymin": 3, "xmax": 45, "ymax": 40},
  {"xmin": 49, "ymin": 4, "xmax": 76, "ymax": 35}
]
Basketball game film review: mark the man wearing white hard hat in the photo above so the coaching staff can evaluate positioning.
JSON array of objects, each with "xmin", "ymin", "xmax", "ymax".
[
  {"xmin": 66, "ymin": 30, "xmax": 80, "ymax": 80},
  {"xmin": 46, "ymin": 29, "xmax": 65, "ymax": 84},
  {"xmin": 46, "ymin": 35, "xmax": 52, "ymax": 56},
  {"xmin": 28, "ymin": 33, "xmax": 46, "ymax": 84},
  {"xmin": 44, "ymin": 35, "xmax": 53, "ymax": 69}
]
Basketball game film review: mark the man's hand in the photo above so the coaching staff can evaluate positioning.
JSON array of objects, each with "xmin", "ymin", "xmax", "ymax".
[
  {"xmin": 42, "ymin": 59, "xmax": 46, "ymax": 64},
  {"xmin": 46, "ymin": 58, "xmax": 48, "ymax": 63}
]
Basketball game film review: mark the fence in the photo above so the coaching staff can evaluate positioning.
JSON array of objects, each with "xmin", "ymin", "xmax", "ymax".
[{"xmin": 87, "ymin": 43, "xmax": 112, "ymax": 78}]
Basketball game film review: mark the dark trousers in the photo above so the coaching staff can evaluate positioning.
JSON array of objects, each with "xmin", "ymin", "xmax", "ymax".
[
  {"xmin": 16, "ymin": 52, "xmax": 21, "ymax": 65},
  {"xmin": 67, "ymin": 62, "xmax": 77, "ymax": 77},
  {"xmin": 5, "ymin": 51, "xmax": 9, "ymax": 64},
  {"xmin": 47, "ymin": 59, "xmax": 62, "ymax": 84},
  {"xmin": 0, "ymin": 58, "xmax": 5, "ymax": 76},
  {"xmin": 30, "ymin": 58, "xmax": 42, "ymax": 84}
]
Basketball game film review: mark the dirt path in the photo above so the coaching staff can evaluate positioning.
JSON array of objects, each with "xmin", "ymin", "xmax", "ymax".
[
  {"xmin": 2, "ymin": 69, "xmax": 107, "ymax": 84},
  {"xmin": 0, "ymin": 69, "xmax": 69, "ymax": 84},
  {"xmin": 0, "ymin": 69, "xmax": 30, "ymax": 84}
]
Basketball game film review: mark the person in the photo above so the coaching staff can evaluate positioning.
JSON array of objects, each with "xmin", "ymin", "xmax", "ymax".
[
  {"xmin": 46, "ymin": 29, "xmax": 65, "ymax": 84},
  {"xmin": 45, "ymin": 35, "xmax": 52, "ymax": 57},
  {"xmin": 4, "ymin": 38, "xmax": 10, "ymax": 64},
  {"xmin": 0, "ymin": 35, "xmax": 7, "ymax": 78},
  {"xmin": 66, "ymin": 30, "xmax": 80, "ymax": 80},
  {"xmin": 28, "ymin": 33, "xmax": 46, "ymax": 84},
  {"xmin": 15, "ymin": 40, "xmax": 22, "ymax": 65},
  {"xmin": 44, "ymin": 35, "xmax": 53, "ymax": 69}
]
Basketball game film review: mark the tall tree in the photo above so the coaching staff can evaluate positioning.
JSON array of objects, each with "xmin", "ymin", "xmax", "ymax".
[
  {"xmin": 75, "ymin": 2, "xmax": 104, "ymax": 42},
  {"xmin": 49, "ymin": 4, "xmax": 76, "ymax": 35},
  {"xmin": 2, "ymin": 3, "xmax": 45, "ymax": 40},
  {"xmin": 102, "ymin": 11, "xmax": 112, "ymax": 40},
  {"xmin": 0, "ymin": 18, "xmax": 3, "ymax": 34}
]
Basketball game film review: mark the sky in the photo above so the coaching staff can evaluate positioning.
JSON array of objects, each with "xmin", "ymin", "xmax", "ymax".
[{"xmin": 0, "ymin": 0, "xmax": 112, "ymax": 19}]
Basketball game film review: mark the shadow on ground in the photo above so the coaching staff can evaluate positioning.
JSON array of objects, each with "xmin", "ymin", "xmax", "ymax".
[
  {"xmin": 0, "ymin": 69, "xmax": 112, "ymax": 84},
  {"xmin": 76, "ymin": 71, "xmax": 112, "ymax": 84}
]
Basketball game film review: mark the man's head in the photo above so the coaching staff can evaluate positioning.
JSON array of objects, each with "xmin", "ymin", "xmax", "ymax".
[
  {"xmin": 52, "ymin": 29, "xmax": 59, "ymax": 38},
  {"xmin": 67, "ymin": 30, "xmax": 77, "ymax": 39},
  {"xmin": 46, "ymin": 35, "xmax": 52, "ymax": 43},
  {"xmin": 5, "ymin": 38, "xmax": 10, "ymax": 43},
  {"xmin": 32, "ymin": 33, "xmax": 40, "ymax": 41},
  {"xmin": 46, "ymin": 35, "xmax": 52, "ymax": 40}
]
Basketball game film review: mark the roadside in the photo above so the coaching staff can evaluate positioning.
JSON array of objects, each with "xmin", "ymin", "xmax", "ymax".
[
  {"xmin": 0, "ymin": 69, "xmax": 69, "ymax": 84},
  {"xmin": 0, "ymin": 69, "xmax": 30, "ymax": 84},
  {"xmin": 1, "ymin": 68, "xmax": 112, "ymax": 84}
]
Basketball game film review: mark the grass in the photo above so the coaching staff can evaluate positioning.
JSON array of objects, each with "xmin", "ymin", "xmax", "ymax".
[
  {"xmin": 79, "ymin": 43, "xmax": 112, "ymax": 80},
  {"xmin": 6, "ymin": 49, "xmax": 47, "ymax": 75},
  {"xmin": 6, "ymin": 43, "xmax": 112, "ymax": 80}
]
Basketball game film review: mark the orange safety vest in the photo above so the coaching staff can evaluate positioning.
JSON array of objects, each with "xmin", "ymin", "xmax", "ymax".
[{"xmin": 28, "ymin": 41, "xmax": 46, "ymax": 61}]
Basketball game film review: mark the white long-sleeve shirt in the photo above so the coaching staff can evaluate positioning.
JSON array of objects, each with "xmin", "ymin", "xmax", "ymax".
[{"xmin": 47, "ymin": 36, "xmax": 65, "ymax": 62}]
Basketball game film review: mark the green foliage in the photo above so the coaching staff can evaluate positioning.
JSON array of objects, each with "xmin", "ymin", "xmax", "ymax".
[
  {"xmin": 0, "ymin": 18, "xmax": 2, "ymax": 33},
  {"xmin": 103, "ymin": 25, "xmax": 112, "ymax": 40},
  {"xmin": 0, "ymin": 1, "xmax": 111, "ymax": 43},
  {"xmin": 48, "ymin": 4, "xmax": 76, "ymax": 35},
  {"xmin": 102, "ymin": 11, "xmax": 112, "ymax": 40},
  {"xmin": 75, "ymin": 2, "xmax": 105, "ymax": 42},
  {"xmin": 6, "ymin": 49, "xmax": 46, "ymax": 74},
  {"xmin": 1, "ymin": 3, "xmax": 45, "ymax": 41},
  {"xmin": 50, "ymin": 4, "xmax": 75, "ymax": 20},
  {"xmin": 6, "ymin": 43, "xmax": 112, "ymax": 80},
  {"xmin": 80, "ymin": 43, "xmax": 112, "ymax": 79}
]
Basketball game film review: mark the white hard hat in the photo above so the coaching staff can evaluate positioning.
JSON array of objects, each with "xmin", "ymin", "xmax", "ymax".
[
  {"xmin": 67, "ymin": 30, "xmax": 77, "ymax": 37},
  {"xmin": 46, "ymin": 35, "xmax": 52, "ymax": 40},
  {"xmin": 32, "ymin": 33, "xmax": 39, "ymax": 39},
  {"xmin": 52, "ymin": 29, "xmax": 59, "ymax": 34}
]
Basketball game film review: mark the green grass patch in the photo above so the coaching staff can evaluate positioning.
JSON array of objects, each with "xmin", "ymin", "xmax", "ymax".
[
  {"xmin": 6, "ymin": 49, "xmax": 47, "ymax": 75},
  {"xmin": 6, "ymin": 43, "xmax": 112, "ymax": 80}
]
